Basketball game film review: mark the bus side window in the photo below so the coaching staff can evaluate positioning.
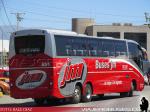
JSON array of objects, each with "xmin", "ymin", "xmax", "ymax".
[
  {"xmin": 66, "ymin": 44, "xmax": 73, "ymax": 56},
  {"xmin": 128, "ymin": 43, "xmax": 139, "ymax": 60},
  {"xmin": 97, "ymin": 40, "xmax": 103, "ymax": 57},
  {"xmin": 75, "ymin": 38, "xmax": 83, "ymax": 56},
  {"xmin": 89, "ymin": 40, "xmax": 98, "ymax": 56},
  {"xmin": 137, "ymin": 45, "xmax": 145, "ymax": 70},
  {"xmin": 82, "ymin": 38, "xmax": 91, "ymax": 56},
  {"xmin": 114, "ymin": 41, "xmax": 127, "ymax": 57},
  {"xmin": 128, "ymin": 42, "xmax": 142, "ymax": 68},
  {"xmin": 55, "ymin": 35, "xmax": 68, "ymax": 56},
  {"xmin": 82, "ymin": 43, "xmax": 88, "ymax": 56},
  {"xmin": 102, "ymin": 40, "xmax": 115, "ymax": 57},
  {"xmin": 103, "ymin": 51, "xmax": 109, "ymax": 57},
  {"xmin": 138, "ymin": 46, "xmax": 144, "ymax": 60}
]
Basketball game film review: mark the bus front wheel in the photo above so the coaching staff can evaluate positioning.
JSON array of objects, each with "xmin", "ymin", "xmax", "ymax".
[
  {"xmin": 120, "ymin": 82, "xmax": 134, "ymax": 97},
  {"xmin": 128, "ymin": 82, "xmax": 134, "ymax": 97}
]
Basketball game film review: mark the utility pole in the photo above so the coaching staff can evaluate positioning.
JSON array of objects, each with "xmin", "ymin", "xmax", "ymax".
[
  {"xmin": 11, "ymin": 12, "xmax": 25, "ymax": 30},
  {"xmin": 0, "ymin": 28, "xmax": 3, "ymax": 68},
  {"xmin": 144, "ymin": 12, "xmax": 150, "ymax": 28}
]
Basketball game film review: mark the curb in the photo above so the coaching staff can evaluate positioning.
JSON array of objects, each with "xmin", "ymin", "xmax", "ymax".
[{"xmin": 0, "ymin": 92, "xmax": 3, "ymax": 97}]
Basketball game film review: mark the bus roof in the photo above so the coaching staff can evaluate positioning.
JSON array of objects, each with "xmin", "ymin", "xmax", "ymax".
[
  {"xmin": 125, "ymin": 39, "xmax": 139, "ymax": 45},
  {"xmin": 45, "ymin": 29, "xmax": 124, "ymax": 41},
  {"xmin": 12, "ymin": 29, "xmax": 139, "ymax": 45},
  {"xmin": 47, "ymin": 29, "xmax": 140, "ymax": 46},
  {"xmin": 46, "ymin": 29, "xmax": 77, "ymax": 35}
]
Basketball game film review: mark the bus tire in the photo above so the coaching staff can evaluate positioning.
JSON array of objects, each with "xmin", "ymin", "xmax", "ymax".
[
  {"xmin": 82, "ymin": 84, "xmax": 92, "ymax": 102},
  {"xmin": 120, "ymin": 92, "xmax": 128, "ymax": 97},
  {"xmin": 34, "ymin": 98, "xmax": 45, "ymax": 105},
  {"xmin": 120, "ymin": 82, "xmax": 134, "ymax": 97},
  {"xmin": 98, "ymin": 94, "xmax": 104, "ymax": 98},
  {"xmin": 72, "ymin": 85, "xmax": 81, "ymax": 104},
  {"xmin": 128, "ymin": 82, "xmax": 134, "ymax": 97}
]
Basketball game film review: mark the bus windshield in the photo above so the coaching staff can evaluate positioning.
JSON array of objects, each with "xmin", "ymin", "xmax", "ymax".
[{"xmin": 14, "ymin": 35, "xmax": 45, "ymax": 55}]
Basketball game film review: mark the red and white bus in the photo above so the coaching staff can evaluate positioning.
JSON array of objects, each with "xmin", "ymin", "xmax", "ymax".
[{"xmin": 9, "ymin": 29, "xmax": 144, "ymax": 104}]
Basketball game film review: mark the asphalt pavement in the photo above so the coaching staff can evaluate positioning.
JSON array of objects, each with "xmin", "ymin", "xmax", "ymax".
[{"xmin": 0, "ymin": 86, "xmax": 150, "ymax": 112}]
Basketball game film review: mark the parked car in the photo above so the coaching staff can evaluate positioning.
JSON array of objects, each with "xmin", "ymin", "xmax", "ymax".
[
  {"xmin": 0, "ymin": 67, "xmax": 9, "ymax": 83},
  {"xmin": 0, "ymin": 80, "xmax": 10, "ymax": 94}
]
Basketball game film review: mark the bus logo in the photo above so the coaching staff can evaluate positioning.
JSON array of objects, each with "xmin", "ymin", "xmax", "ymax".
[
  {"xmin": 16, "ymin": 70, "xmax": 47, "ymax": 89},
  {"xmin": 60, "ymin": 63, "xmax": 84, "ymax": 88},
  {"xmin": 18, "ymin": 72, "xmax": 43, "ymax": 86}
]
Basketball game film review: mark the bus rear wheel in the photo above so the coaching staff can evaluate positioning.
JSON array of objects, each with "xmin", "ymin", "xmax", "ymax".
[
  {"xmin": 72, "ymin": 85, "xmax": 81, "ymax": 104},
  {"xmin": 82, "ymin": 84, "xmax": 92, "ymax": 102},
  {"xmin": 34, "ymin": 98, "xmax": 45, "ymax": 105}
]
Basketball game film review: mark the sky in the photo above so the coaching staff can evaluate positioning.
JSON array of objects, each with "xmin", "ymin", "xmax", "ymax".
[{"xmin": 0, "ymin": 0, "xmax": 150, "ymax": 31}]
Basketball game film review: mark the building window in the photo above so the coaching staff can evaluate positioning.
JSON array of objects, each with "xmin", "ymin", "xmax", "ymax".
[
  {"xmin": 124, "ymin": 32, "xmax": 147, "ymax": 49},
  {"xmin": 97, "ymin": 32, "xmax": 120, "ymax": 38},
  {"xmin": 0, "ymin": 52, "xmax": 9, "ymax": 66}
]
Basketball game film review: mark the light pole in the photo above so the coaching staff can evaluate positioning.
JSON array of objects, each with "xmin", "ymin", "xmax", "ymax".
[
  {"xmin": 11, "ymin": 12, "xmax": 25, "ymax": 31},
  {"xmin": 144, "ymin": 12, "xmax": 150, "ymax": 28}
]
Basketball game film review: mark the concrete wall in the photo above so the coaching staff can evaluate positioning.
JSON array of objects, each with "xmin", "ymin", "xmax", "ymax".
[
  {"xmin": 92, "ymin": 25, "xmax": 150, "ymax": 58},
  {"xmin": 72, "ymin": 18, "xmax": 95, "ymax": 34}
]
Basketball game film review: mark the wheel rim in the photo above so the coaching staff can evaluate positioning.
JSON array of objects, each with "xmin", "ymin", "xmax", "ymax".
[
  {"xmin": 86, "ymin": 89, "xmax": 91, "ymax": 99},
  {"xmin": 75, "ymin": 88, "xmax": 80, "ymax": 99}
]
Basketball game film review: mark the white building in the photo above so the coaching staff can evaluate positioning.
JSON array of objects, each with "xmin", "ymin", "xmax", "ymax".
[{"xmin": 0, "ymin": 40, "xmax": 9, "ymax": 67}]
